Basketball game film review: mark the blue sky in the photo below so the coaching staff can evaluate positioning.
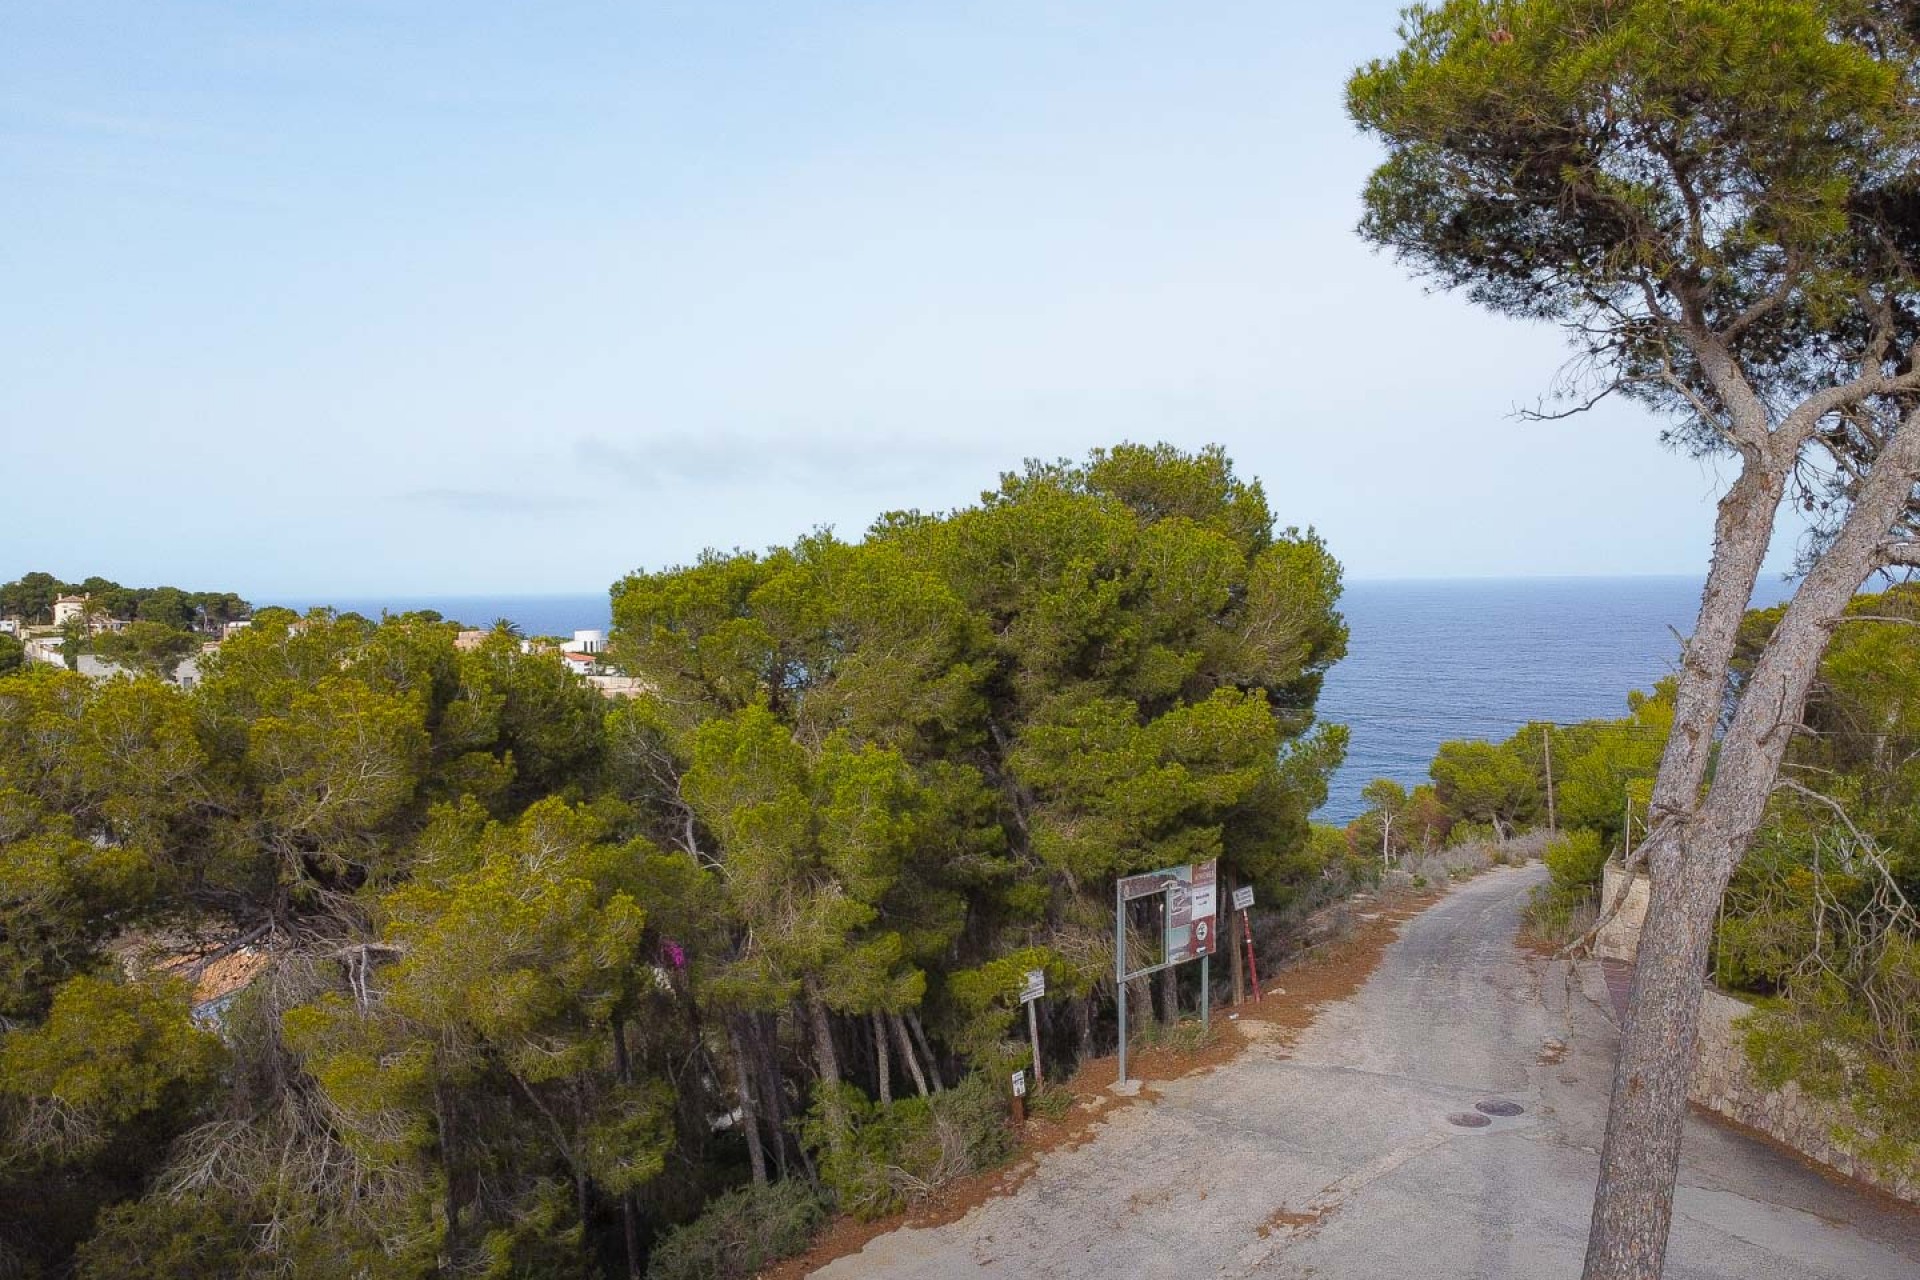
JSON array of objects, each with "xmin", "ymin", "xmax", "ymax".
[{"xmin": 2, "ymin": 2, "xmax": 1796, "ymax": 596}]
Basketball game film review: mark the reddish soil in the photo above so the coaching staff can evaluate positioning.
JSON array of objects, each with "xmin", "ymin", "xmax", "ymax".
[
  {"xmin": 759, "ymin": 888, "xmax": 1441, "ymax": 1279},
  {"xmin": 1256, "ymin": 1206, "xmax": 1326, "ymax": 1237}
]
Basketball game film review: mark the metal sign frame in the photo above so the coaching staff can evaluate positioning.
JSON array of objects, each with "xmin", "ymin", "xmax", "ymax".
[{"xmin": 1115, "ymin": 860, "xmax": 1217, "ymax": 1086}]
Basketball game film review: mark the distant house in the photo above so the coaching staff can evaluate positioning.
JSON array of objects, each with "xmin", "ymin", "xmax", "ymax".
[
  {"xmin": 222, "ymin": 619, "xmax": 252, "ymax": 640},
  {"xmin": 0, "ymin": 616, "xmax": 18, "ymax": 636},
  {"xmin": 587, "ymin": 674, "xmax": 649, "ymax": 699},
  {"xmin": 571, "ymin": 629, "xmax": 605, "ymax": 655},
  {"xmin": 52, "ymin": 594, "xmax": 88, "ymax": 626},
  {"xmin": 561, "ymin": 650, "xmax": 600, "ymax": 677},
  {"xmin": 175, "ymin": 651, "xmax": 207, "ymax": 690},
  {"xmin": 454, "ymin": 629, "xmax": 488, "ymax": 651}
]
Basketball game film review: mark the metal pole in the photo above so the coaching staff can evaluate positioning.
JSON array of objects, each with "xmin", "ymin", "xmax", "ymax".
[
  {"xmin": 1243, "ymin": 908, "xmax": 1262, "ymax": 1002},
  {"xmin": 1027, "ymin": 998, "xmax": 1043, "ymax": 1087},
  {"xmin": 1115, "ymin": 880, "xmax": 1127, "ymax": 1087},
  {"xmin": 1200, "ymin": 951, "xmax": 1209, "ymax": 1035}
]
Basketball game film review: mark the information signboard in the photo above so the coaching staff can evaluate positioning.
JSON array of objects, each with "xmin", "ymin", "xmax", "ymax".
[
  {"xmin": 1232, "ymin": 885, "xmax": 1255, "ymax": 912},
  {"xmin": 1114, "ymin": 859, "xmax": 1218, "ymax": 1087},
  {"xmin": 1117, "ymin": 860, "xmax": 1218, "ymax": 972},
  {"xmin": 1019, "ymin": 969, "xmax": 1045, "ymax": 1004}
]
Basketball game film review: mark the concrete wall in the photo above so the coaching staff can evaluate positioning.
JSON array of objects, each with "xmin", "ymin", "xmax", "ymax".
[{"xmin": 1689, "ymin": 988, "xmax": 1917, "ymax": 1204}]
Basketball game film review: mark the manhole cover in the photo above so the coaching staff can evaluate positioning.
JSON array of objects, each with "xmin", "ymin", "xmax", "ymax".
[
  {"xmin": 1475, "ymin": 1100, "xmax": 1525, "ymax": 1117},
  {"xmin": 1446, "ymin": 1112, "xmax": 1491, "ymax": 1128}
]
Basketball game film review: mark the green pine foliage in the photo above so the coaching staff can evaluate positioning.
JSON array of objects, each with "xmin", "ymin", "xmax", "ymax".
[{"xmin": 0, "ymin": 443, "xmax": 1351, "ymax": 1277}]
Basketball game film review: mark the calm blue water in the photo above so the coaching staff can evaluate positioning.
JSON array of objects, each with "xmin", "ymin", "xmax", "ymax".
[
  {"xmin": 1314, "ymin": 576, "xmax": 1791, "ymax": 823},
  {"xmin": 267, "ymin": 577, "xmax": 1794, "ymax": 825},
  {"xmin": 263, "ymin": 594, "xmax": 613, "ymax": 638}
]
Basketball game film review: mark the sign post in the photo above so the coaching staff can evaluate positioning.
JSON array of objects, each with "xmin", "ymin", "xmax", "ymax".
[
  {"xmin": 1010, "ymin": 1067, "xmax": 1027, "ymax": 1123},
  {"xmin": 1019, "ymin": 968, "xmax": 1046, "ymax": 1087},
  {"xmin": 1114, "ymin": 860, "xmax": 1219, "ymax": 1088},
  {"xmin": 1233, "ymin": 884, "xmax": 1260, "ymax": 1002}
]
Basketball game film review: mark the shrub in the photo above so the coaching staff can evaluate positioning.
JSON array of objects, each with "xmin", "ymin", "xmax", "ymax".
[
  {"xmin": 1542, "ymin": 829, "xmax": 1606, "ymax": 894},
  {"xmin": 645, "ymin": 1179, "xmax": 826, "ymax": 1280},
  {"xmin": 1527, "ymin": 829, "xmax": 1607, "ymax": 945},
  {"xmin": 1026, "ymin": 1085, "xmax": 1076, "ymax": 1122},
  {"xmin": 802, "ymin": 1075, "xmax": 1016, "ymax": 1221}
]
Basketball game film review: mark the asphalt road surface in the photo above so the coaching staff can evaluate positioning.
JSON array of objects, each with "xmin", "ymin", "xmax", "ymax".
[{"xmin": 813, "ymin": 864, "xmax": 1920, "ymax": 1279}]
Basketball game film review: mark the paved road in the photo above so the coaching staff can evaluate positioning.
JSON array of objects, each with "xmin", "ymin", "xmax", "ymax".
[{"xmin": 814, "ymin": 864, "xmax": 1920, "ymax": 1279}]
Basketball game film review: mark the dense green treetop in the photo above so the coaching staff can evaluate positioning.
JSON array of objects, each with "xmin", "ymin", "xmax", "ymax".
[
  {"xmin": 0, "ymin": 572, "xmax": 251, "ymax": 630},
  {"xmin": 1, "ymin": 444, "xmax": 1352, "ymax": 1279}
]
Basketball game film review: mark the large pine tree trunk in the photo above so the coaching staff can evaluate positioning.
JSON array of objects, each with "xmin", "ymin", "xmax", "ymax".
[
  {"xmin": 1581, "ymin": 835, "xmax": 1730, "ymax": 1280},
  {"xmin": 1646, "ymin": 461, "xmax": 1786, "ymax": 816},
  {"xmin": 1584, "ymin": 414, "xmax": 1920, "ymax": 1280}
]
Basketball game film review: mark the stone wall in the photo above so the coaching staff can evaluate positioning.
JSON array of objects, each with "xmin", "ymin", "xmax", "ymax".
[
  {"xmin": 1689, "ymin": 988, "xmax": 1917, "ymax": 1203},
  {"xmin": 1595, "ymin": 863, "xmax": 1649, "ymax": 962},
  {"xmin": 1584, "ymin": 864, "xmax": 1916, "ymax": 1202}
]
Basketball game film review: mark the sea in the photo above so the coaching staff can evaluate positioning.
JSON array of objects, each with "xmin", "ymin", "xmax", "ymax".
[{"xmin": 265, "ymin": 576, "xmax": 1795, "ymax": 826}]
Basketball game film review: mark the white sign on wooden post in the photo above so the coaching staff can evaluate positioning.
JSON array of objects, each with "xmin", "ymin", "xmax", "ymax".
[
  {"xmin": 1232, "ymin": 885, "xmax": 1255, "ymax": 912},
  {"xmin": 1011, "ymin": 1068, "xmax": 1027, "ymax": 1097},
  {"xmin": 1019, "ymin": 969, "xmax": 1046, "ymax": 1004}
]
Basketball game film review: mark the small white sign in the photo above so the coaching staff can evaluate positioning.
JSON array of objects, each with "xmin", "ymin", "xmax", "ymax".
[
  {"xmin": 1011, "ymin": 1068, "xmax": 1027, "ymax": 1097},
  {"xmin": 1019, "ymin": 969, "xmax": 1046, "ymax": 1003},
  {"xmin": 1189, "ymin": 882, "xmax": 1217, "ymax": 920},
  {"xmin": 1232, "ymin": 885, "xmax": 1255, "ymax": 912}
]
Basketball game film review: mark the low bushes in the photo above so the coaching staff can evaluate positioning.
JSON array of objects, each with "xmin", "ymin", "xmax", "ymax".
[
  {"xmin": 802, "ymin": 1075, "xmax": 1016, "ymax": 1222},
  {"xmin": 1527, "ymin": 829, "xmax": 1606, "ymax": 945},
  {"xmin": 645, "ymin": 1179, "xmax": 827, "ymax": 1280}
]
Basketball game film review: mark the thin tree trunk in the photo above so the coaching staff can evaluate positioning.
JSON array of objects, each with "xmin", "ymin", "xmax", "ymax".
[
  {"xmin": 750, "ymin": 1012, "xmax": 791, "ymax": 1180},
  {"xmin": 1074, "ymin": 995, "xmax": 1093, "ymax": 1066},
  {"xmin": 872, "ymin": 1012, "xmax": 892, "ymax": 1106},
  {"xmin": 1584, "ymin": 412, "xmax": 1920, "ymax": 1280},
  {"xmin": 1646, "ymin": 459, "xmax": 1787, "ymax": 820},
  {"xmin": 433, "ymin": 1073, "xmax": 460, "ymax": 1237},
  {"xmin": 727, "ymin": 1016, "xmax": 769, "ymax": 1186},
  {"xmin": 906, "ymin": 1011, "xmax": 944, "ymax": 1091},
  {"xmin": 804, "ymin": 985, "xmax": 848, "ymax": 1146},
  {"xmin": 1158, "ymin": 963, "xmax": 1178, "ymax": 1026},
  {"xmin": 890, "ymin": 1012, "xmax": 930, "ymax": 1098},
  {"xmin": 611, "ymin": 1016, "xmax": 642, "ymax": 1279}
]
